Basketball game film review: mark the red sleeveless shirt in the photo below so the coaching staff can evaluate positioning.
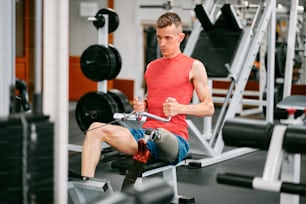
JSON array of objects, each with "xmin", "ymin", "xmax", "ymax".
[{"xmin": 142, "ymin": 53, "xmax": 195, "ymax": 140}]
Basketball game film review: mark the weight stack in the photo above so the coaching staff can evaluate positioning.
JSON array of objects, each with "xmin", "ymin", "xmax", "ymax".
[{"xmin": 0, "ymin": 114, "xmax": 54, "ymax": 204}]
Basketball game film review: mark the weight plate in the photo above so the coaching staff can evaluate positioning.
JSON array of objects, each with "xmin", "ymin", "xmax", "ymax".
[
  {"xmin": 107, "ymin": 44, "xmax": 122, "ymax": 79},
  {"xmin": 96, "ymin": 8, "xmax": 120, "ymax": 33},
  {"xmin": 105, "ymin": 92, "xmax": 120, "ymax": 113},
  {"xmin": 108, "ymin": 89, "xmax": 132, "ymax": 113},
  {"xmin": 80, "ymin": 44, "xmax": 114, "ymax": 81},
  {"xmin": 75, "ymin": 91, "xmax": 119, "ymax": 131},
  {"xmin": 105, "ymin": 46, "xmax": 118, "ymax": 80},
  {"xmin": 93, "ymin": 12, "xmax": 106, "ymax": 29}
]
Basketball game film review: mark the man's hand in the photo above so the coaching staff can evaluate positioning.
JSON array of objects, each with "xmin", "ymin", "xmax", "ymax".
[
  {"xmin": 163, "ymin": 97, "xmax": 180, "ymax": 117},
  {"xmin": 133, "ymin": 96, "xmax": 146, "ymax": 112}
]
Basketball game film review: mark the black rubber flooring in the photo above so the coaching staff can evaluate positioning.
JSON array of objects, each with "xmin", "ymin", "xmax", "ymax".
[{"xmin": 69, "ymin": 104, "xmax": 306, "ymax": 204}]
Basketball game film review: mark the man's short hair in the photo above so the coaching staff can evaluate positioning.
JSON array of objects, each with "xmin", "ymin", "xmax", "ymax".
[{"xmin": 156, "ymin": 12, "xmax": 183, "ymax": 30}]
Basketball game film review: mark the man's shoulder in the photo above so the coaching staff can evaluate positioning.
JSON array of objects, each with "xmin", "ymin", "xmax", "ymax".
[
  {"xmin": 148, "ymin": 58, "xmax": 163, "ymax": 66},
  {"xmin": 180, "ymin": 53, "xmax": 196, "ymax": 62}
]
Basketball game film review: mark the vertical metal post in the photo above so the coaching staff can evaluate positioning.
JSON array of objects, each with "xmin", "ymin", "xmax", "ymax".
[
  {"xmin": 43, "ymin": 0, "xmax": 69, "ymax": 203},
  {"xmin": 283, "ymin": 0, "xmax": 299, "ymax": 98},
  {"xmin": 33, "ymin": 0, "xmax": 43, "ymax": 114},
  {"xmin": 0, "ymin": 0, "xmax": 15, "ymax": 118},
  {"xmin": 97, "ymin": 14, "xmax": 109, "ymax": 93},
  {"xmin": 262, "ymin": 125, "xmax": 286, "ymax": 181},
  {"xmin": 280, "ymin": 4, "xmax": 301, "ymax": 202},
  {"xmin": 183, "ymin": 21, "xmax": 202, "ymax": 56},
  {"xmin": 266, "ymin": 0, "xmax": 276, "ymax": 123},
  {"xmin": 280, "ymin": 154, "xmax": 300, "ymax": 204},
  {"xmin": 259, "ymin": 37, "xmax": 267, "ymax": 112},
  {"xmin": 203, "ymin": 79, "xmax": 212, "ymax": 139},
  {"xmin": 281, "ymin": 3, "xmax": 301, "ymax": 200}
]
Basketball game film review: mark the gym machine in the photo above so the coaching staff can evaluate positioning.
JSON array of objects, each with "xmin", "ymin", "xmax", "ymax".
[
  {"xmin": 181, "ymin": 0, "xmax": 277, "ymax": 168},
  {"xmin": 69, "ymin": 110, "xmax": 195, "ymax": 204},
  {"xmin": 114, "ymin": 111, "xmax": 196, "ymax": 203},
  {"xmin": 179, "ymin": 1, "xmax": 284, "ymax": 167},
  {"xmin": 217, "ymin": 95, "xmax": 306, "ymax": 204}
]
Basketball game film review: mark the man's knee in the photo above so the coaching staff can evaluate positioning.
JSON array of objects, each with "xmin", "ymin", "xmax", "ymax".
[
  {"xmin": 154, "ymin": 128, "xmax": 179, "ymax": 163},
  {"xmin": 87, "ymin": 123, "xmax": 130, "ymax": 142},
  {"xmin": 86, "ymin": 122, "xmax": 107, "ymax": 141}
]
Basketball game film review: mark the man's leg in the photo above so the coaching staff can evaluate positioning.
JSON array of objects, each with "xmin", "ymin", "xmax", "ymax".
[
  {"xmin": 81, "ymin": 122, "xmax": 138, "ymax": 178},
  {"xmin": 153, "ymin": 128, "xmax": 189, "ymax": 164},
  {"xmin": 154, "ymin": 128, "xmax": 179, "ymax": 163}
]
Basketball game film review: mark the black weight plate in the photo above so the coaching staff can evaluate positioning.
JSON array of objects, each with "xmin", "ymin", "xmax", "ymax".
[
  {"xmin": 97, "ymin": 8, "xmax": 120, "ymax": 33},
  {"xmin": 93, "ymin": 12, "xmax": 106, "ymax": 29},
  {"xmin": 75, "ymin": 91, "xmax": 119, "ymax": 131},
  {"xmin": 80, "ymin": 44, "xmax": 113, "ymax": 81},
  {"xmin": 107, "ymin": 44, "xmax": 122, "ymax": 79},
  {"xmin": 105, "ymin": 91, "xmax": 120, "ymax": 113},
  {"xmin": 105, "ymin": 46, "xmax": 118, "ymax": 80},
  {"xmin": 108, "ymin": 89, "xmax": 132, "ymax": 113}
]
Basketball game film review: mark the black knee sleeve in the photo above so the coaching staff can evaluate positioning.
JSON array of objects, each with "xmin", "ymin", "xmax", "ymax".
[{"xmin": 154, "ymin": 128, "xmax": 179, "ymax": 163}]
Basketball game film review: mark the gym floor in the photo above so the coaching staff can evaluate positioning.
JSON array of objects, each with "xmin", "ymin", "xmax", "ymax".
[{"xmin": 68, "ymin": 103, "xmax": 306, "ymax": 204}]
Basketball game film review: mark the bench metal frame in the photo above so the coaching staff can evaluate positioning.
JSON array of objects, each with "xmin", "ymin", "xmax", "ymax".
[{"xmin": 135, "ymin": 162, "xmax": 184, "ymax": 203}]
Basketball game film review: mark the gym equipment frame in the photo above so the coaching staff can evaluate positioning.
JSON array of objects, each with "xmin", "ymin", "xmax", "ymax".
[
  {"xmin": 217, "ymin": 95, "xmax": 306, "ymax": 204},
  {"xmin": 182, "ymin": 0, "xmax": 277, "ymax": 168}
]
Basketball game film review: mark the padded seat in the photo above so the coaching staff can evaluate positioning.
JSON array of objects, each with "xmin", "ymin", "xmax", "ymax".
[{"xmin": 111, "ymin": 156, "xmax": 173, "ymax": 175}]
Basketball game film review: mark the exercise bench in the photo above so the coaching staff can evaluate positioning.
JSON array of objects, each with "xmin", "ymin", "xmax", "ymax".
[{"xmin": 217, "ymin": 95, "xmax": 306, "ymax": 204}]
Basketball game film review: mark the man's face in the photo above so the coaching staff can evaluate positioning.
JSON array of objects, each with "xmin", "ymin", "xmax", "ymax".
[{"xmin": 156, "ymin": 24, "xmax": 184, "ymax": 58}]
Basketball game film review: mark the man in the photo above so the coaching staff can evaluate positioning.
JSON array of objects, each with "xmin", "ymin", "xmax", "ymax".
[{"xmin": 81, "ymin": 12, "xmax": 214, "ymax": 179}]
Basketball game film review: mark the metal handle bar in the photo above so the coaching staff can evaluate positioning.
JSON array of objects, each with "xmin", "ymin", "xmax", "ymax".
[{"xmin": 113, "ymin": 112, "xmax": 171, "ymax": 123}]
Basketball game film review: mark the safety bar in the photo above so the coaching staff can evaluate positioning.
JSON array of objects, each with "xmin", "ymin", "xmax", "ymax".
[
  {"xmin": 217, "ymin": 173, "xmax": 306, "ymax": 196},
  {"xmin": 223, "ymin": 118, "xmax": 306, "ymax": 154}
]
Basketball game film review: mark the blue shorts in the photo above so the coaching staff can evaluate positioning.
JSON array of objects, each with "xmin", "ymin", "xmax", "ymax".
[{"xmin": 129, "ymin": 128, "xmax": 189, "ymax": 164}]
